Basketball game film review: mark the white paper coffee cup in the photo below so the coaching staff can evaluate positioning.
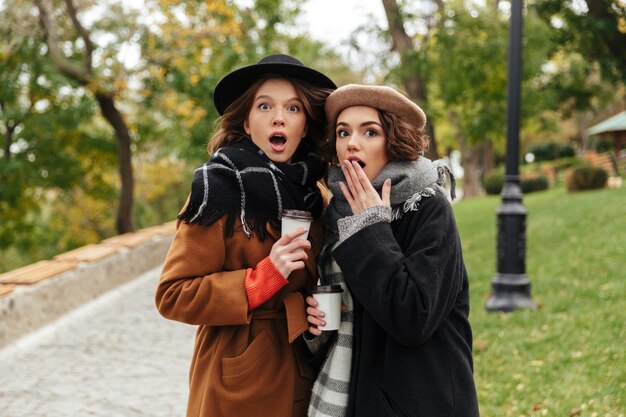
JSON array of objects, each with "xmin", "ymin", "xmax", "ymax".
[
  {"xmin": 281, "ymin": 210, "xmax": 313, "ymax": 240},
  {"xmin": 312, "ymin": 285, "xmax": 344, "ymax": 331}
]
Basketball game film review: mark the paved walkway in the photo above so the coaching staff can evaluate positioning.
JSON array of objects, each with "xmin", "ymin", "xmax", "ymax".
[{"xmin": 0, "ymin": 267, "xmax": 196, "ymax": 417}]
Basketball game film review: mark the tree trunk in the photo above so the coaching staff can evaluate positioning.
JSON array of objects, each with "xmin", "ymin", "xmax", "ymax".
[
  {"xmin": 34, "ymin": 0, "xmax": 135, "ymax": 234},
  {"xmin": 381, "ymin": 0, "xmax": 439, "ymax": 160},
  {"xmin": 482, "ymin": 141, "xmax": 496, "ymax": 174},
  {"xmin": 95, "ymin": 93, "xmax": 135, "ymax": 233},
  {"xmin": 1, "ymin": 101, "xmax": 12, "ymax": 161},
  {"xmin": 460, "ymin": 142, "xmax": 482, "ymax": 198},
  {"xmin": 3, "ymin": 127, "xmax": 13, "ymax": 161}
]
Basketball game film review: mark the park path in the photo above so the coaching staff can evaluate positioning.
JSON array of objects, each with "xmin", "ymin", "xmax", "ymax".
[{"xmin": 0, "ymin": 267, "xmax": 196, "ymax": 417}]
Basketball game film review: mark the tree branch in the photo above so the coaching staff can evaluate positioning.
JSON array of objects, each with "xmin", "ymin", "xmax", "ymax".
[
  {"xmin": 33, "ymin": 0, "xmax": 90, "ymax": 85},
  {"xmin": 1, "ymin": 100, "xmax": 14, "ymax": 161},
  {"xmin": 381, "ymin": 0, "xmax": 413, "ymax": 53},
  {"xmin": 63, "ymin": 0, "xmax": 94, "ymax": 73}
]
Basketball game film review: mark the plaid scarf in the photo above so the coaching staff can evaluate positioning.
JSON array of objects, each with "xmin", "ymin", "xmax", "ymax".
[
  {"xmin": 308, "ymin": 157, "xmax": 454, "ymax": 417},
  {"xmin": 178, "ymin": 137, "xmax": 325, "ymax": 240}
]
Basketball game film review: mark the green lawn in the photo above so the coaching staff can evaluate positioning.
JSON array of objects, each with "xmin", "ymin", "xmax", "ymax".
[{"xmin": 453, "ymin": 186, "xmax": 625, "ymax": 417}]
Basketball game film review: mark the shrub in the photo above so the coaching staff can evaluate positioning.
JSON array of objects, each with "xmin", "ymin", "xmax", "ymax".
[
  {"xmin": 521, "ymin": 173, "xmax": 549, "ymax": 193},
  {"xmin": 528, "ymin": 141, "xmax": 576, "ymax": 162},
  {"xmin": 590, "ymin": 136, "xmax": 614, "ymax": 153},
  {"xmin": 483, "ymin": 170, "xmax": 503, "ymax": 195},
  {"xmin": 483, "ymin": 170, "xmax": 549, "ymax": 195},
  {"xmin": 565, "ymin": 166, "xmax": 608, "ymax": 191}
]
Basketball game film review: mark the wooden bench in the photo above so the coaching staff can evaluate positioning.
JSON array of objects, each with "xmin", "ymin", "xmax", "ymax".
[
  {"xmin": 0, "ymin": 284, "xmax": 14, "ymax": 297},
  {"xmin": 0, "ymin": 259, "xmax": 78, "ymax": 285},
  {"xmin": 0, "ymin": 221, "xmax": 176, "ymax": 296}
]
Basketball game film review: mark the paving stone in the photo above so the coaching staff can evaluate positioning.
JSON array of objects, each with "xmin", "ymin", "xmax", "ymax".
[{"xmin": 0, "ymin": 268, "xmax": 196, "ymax": 417}]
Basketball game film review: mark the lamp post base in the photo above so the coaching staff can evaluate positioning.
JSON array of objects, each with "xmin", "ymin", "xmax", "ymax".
[{"xmin": 486, "ymin": 273, "xmax": 536, "ymax": 312}]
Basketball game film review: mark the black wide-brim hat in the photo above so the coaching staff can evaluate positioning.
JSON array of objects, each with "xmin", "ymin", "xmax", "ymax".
[{"xmin": 213, "ymin": 54, "xmax": 337, "ymax": 115}]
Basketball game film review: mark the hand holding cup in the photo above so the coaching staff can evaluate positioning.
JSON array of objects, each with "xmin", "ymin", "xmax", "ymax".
[
  {"xmin": 270, "ymin": 228, "xmax": 311, "ymax": 278},
  {"xmin": 306, "ymin": 285, "xmax": 344, "ymax": 335}
]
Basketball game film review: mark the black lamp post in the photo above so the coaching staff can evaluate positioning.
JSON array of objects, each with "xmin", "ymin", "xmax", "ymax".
[{"xmin": 486, "ymin": 0, "xmax": 535, "ymax": 312}]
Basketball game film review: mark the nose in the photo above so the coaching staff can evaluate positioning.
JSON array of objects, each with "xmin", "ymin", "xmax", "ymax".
[
  {"xmin": 272, "ymin": 109, "xmax": 285, "ymax": 126},
  {"xmin": 347, "ymin": 134, "xmax": 360, "ymax": 150}
]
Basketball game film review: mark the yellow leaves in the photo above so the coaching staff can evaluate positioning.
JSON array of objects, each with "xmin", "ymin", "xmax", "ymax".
[
  {"xmin": 189, "ymin": 73, "xmax": 201, "ymax": 86},
  {"xmin": 157, "ymin": 89, "xmax": 207, "ymax": 129},
  {"xmin": 204, "ymin": 0, "xmax": 236, "ymax": 18},
  {"xmin": 618, "ymin": 16, "xmax": 626, "ymax": 34},
  {"xmin": 48, "ymin": 187, "xmax": 116, "ymax": 248},
  {"xmin": 149, "ymin": 67, "xmax": 166, "ymax": 82},
  {"xmin": 113, "ymin": 78, "xmax": 127, "ymax": 95},
  {"xmin": 135, "ymin": 156, "xmax": 187, "ymax": 202}
]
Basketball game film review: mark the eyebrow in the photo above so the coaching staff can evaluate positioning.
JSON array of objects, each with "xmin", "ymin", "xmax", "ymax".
[
  {"xmin": 336, "ymin": 121, "xmax": 382, "ymax": 128},
  {"xmin": 254, "ymin": 95, "xmax": 302, "ymax": 103}
]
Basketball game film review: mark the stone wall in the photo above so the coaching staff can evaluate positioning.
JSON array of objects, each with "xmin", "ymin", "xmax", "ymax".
[{"xmin": 0, "ymin": 223, "xmax": 175, "ymax": 349}]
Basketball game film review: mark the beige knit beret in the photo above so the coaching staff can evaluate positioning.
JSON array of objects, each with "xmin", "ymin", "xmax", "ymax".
[{"xmin": 325, "ymin": 84, "xmax": 427, "ymax": 129}]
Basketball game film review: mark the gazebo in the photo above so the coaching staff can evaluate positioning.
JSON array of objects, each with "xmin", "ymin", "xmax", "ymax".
[{"xmin": 587, "ymin": 111, "xmax": 626, "ymax": 158}]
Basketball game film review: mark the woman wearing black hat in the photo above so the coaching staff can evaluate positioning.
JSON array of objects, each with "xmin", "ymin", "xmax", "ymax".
[
  {"xmin": 305, "ymin": 84, "xmax": 479, "ymax": 417},
  {"xmin": 155, "ymin": 55, "xmax": 336, "ymax": 417}
]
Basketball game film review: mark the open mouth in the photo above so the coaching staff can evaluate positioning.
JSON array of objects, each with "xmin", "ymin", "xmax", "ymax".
[
  {"xmin": 269, "ymin": 134, "xmax": 287, "ymax": 152},
  {"xmin": 348, "ymin": 158, "xmax": 366, "ymax": 168}
]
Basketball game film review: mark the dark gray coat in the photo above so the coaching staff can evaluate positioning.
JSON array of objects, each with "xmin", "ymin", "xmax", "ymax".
[{"xmin": 333, "ymin": 192, "xmax": 479, "ymax": 417}]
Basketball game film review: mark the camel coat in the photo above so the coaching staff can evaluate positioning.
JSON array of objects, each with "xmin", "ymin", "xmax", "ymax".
[{"xmin": 156, "ymin": 215, "xmax": 323, "ymax": 417}]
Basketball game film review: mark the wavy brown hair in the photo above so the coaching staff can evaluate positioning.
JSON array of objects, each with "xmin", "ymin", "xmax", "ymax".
[
  {"xmin": 207, "ymin": 74, "xmax": 333, "ymax": 160},
  {"xmin": 327, "ymin": 108, "xmax": 429, "ymax": 163}
]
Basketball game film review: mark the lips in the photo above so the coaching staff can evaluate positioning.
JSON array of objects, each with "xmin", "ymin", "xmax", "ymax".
[
  {"xmin": 347, "ymin": 156, "xmax": 366, "ymax": 168},
  {"xmin": 269, "ymin": 131, "xmax": 287, "ymax": 152}
]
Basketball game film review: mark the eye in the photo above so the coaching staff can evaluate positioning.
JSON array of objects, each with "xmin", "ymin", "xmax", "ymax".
[
  {"xmin": 287, "ymin": 105, "xmax": 300, "ymax": 112},
  {"xmin": 258, "ymin": 103, "xmax": 270, "ymax": 110},
  {"xmin": 364, "ymin": 129, "xmax": 378, "ymax": 137},
  {"xmin": 336, "ymin": 129, "xmax": 350, "ymax": 138}
]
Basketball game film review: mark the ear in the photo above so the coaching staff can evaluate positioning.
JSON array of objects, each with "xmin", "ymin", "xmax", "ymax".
[
  {"xmin": 244, "ymin": 119, "xmax": 250, "ymax": 135},
  {"xmin": 302, "ymin": 125, "xmax": 308, "ymax": 138}
]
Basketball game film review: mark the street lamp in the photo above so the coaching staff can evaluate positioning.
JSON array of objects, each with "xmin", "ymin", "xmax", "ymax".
[{"xmin": 486, "ymin": 0, "xmax": 535, "ymax": 312}]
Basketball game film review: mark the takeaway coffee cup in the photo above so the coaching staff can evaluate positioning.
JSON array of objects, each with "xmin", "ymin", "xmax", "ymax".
[
  {"xmin": 312, "ymin": 285, "xmax": 344, "ymax": 331},
  {"xmin": 281, "ymin": 210, "xmax": 313, "ymax": 240}
]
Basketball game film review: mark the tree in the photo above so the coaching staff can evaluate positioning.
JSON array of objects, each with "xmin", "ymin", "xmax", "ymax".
[
  {"xmin": 381, "ymin": 0, "xmax": 441, "ymax": 160},
  {"xmin": 139, "ymin": 0, "xmax": 355, "ymax": 163},
  {"xmin": 535, "ymin": 0, "xmax": 626, "ymax": 105},
  {"xmin": 33, "ymin": 0, "xmax": 140, "ymax": 233},
  {"xmin": 0, "ymin": 0, "xmax": 115, "ymax": 271},
  {"xmin": 422, "ymin": 2, "xmax": 559, "ymax": 197}
]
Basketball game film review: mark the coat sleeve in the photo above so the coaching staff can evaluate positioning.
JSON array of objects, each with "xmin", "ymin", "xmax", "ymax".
[
  {"xmin": 332, "ymin": 193, "xmax": 466, "ymax": 346},
  {"xmin": 155, "ymin": 217, "xmax": 252, "ymax": 326}
]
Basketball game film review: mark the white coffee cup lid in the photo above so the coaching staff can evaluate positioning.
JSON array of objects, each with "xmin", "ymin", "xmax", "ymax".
[
  {"xmin": 281, "ymin": 210, "xmax": 313, "ymax": 220},
  {"xmin": 312, "ymin": 284, "xmax": 343, "ymax": 294}
]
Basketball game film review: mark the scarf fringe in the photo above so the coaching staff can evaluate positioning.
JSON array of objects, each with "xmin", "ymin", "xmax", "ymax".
[
  {"xmin": 179, "ymin": 205, "xmax": 280, "ymax": 240},
  {"xmin": 434, "ymin": 159, "xmax": 457, "ymax": 200},
  {"xmin": 177, "ymin": 137, "xmax": 323, "ymax": 241}
]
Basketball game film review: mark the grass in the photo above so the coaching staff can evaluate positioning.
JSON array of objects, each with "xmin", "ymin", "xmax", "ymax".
[{"xmin": 453, "ymin": 185, "xmax": 625, "ymax": 417}]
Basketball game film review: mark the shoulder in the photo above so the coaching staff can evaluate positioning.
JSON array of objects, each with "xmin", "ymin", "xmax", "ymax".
[{"xmin": 396, "ymin": 189, "xmax": 454, "ymax": 226}]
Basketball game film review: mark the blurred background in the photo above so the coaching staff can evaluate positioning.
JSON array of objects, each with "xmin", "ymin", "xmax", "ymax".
[{"xmin": 0, "ymin": 1, "xmax": 624, "ymax": 415}]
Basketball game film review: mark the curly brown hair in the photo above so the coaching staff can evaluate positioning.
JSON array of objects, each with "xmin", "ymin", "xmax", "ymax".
[
  {"xmin": 326, "ymin": 108, "xmax": 429, "ymax": 163},
  {"xmin": 207, "ymin": 74, "xmax": 333, "ymax": 159}
]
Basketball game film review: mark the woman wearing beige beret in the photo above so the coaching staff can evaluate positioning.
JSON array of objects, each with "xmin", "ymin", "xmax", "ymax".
[{"xmin": 305, "ymin": 84, "xmax": 479, "ymax": 417}]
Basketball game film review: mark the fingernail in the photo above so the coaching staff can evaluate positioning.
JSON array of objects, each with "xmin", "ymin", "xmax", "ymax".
[{"xmin": 344, "ymin": 160, "xmax": 350, "ymax": 167}]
